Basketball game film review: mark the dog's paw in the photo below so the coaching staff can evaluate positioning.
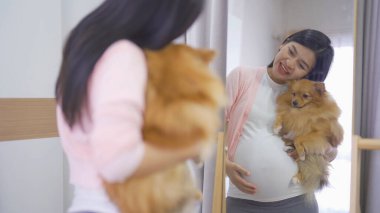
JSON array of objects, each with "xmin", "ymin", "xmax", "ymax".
[
  {"xmin": 273, "ymin": 125, "xmax": 282, "ymax": 135},
  {"xmin": 191, "ymin": 143, "xmax": 213, "ymax": 168},
  {"xmin": 192, "ymin": 153, "xmax": 206, "ymax": 168},
  {"xmin": 299, "ymin": 153, "xmax": 306, "ymax": 161},
  {"xmin": 194, "ymin": 190, "xmax": 203, "ymax": 200},
  {"xmin": 292, "ymin": 176, "xmax": 301, "ymax": 185},
  {"xmin": 283, "ymin": 145, "xmax": 295, "ymax": 153},
  {"xmin": 192, "ymin": 156, "xmax": 204, "ymax": 168},
  {"xmin": 303, "ymin": 142, "xmax": 331, "ymax": 156}
]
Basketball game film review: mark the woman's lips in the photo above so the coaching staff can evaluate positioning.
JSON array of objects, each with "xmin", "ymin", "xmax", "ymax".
[{"xmin": 278, "ymin": 62, "xmax": 289, "ymax": 76}]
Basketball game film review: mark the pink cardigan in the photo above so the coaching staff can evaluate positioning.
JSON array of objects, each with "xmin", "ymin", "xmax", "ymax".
[
  {"xmin": 56, "ymin": 40, "xmax": 147, "ymax": 188},
  {"xmin": 225, "ymin": 67, "xmax": 266, "ymax": 161}
]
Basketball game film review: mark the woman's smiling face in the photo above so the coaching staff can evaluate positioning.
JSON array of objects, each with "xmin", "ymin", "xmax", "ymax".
[{"xmin": 269, "ymin": 41, "xmax": 316, "ymax": 84}]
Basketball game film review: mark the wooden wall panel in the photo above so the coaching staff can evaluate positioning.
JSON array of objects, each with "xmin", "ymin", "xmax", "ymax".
[
  {"xmin": 350, "ymin": 135, "xmax": 380, "ymax": 213},
  {"xmin": 0, "ymin": 98, "xmax": 58, "ymax": 141},
  {"xmin": 212, "ymin": 132, "xmax": 226, "ymax": 213}
]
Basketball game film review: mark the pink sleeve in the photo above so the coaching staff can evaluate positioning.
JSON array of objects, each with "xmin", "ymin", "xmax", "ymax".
[
  {"xmin": 88, "ymin": 40, "xmax": 147, "ymax": 183},
  {"xmin": 225, "ymin": 67, "xmax": 242, "ymax": 123}
]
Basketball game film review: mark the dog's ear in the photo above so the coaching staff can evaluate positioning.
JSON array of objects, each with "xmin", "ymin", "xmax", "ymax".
[
  {"xmin": 196, "ymin": 49, "xmax": 215, "ymax": 63},
  {"xmin": 314, "ymin": 82, "xmax": 326, "ymax": 95}
]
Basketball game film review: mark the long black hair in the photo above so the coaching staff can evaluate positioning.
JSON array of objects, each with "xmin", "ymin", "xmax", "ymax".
[
  {"xmin": 268, "ymin": 29, "xmax": 334, "ymax": 82},
  {"xmin": 56, "ymin": 0, "xmax": 204, "ymax": 127}
]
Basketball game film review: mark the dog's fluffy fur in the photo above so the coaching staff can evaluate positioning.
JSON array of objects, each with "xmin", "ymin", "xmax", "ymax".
[
  {"xmin": 103, "ymin": 44, "xmax": 225, "ymax": 213},
  {"xmin": 273, "ymin": 79, "xmax": 343, "ymax": 199}
]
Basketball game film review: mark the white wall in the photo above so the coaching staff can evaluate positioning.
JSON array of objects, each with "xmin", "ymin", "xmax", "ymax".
[
  {"xmin": 240, "ymin": 0, "xmax": 284, "ymax": 68},
  {"xmin": 0, "ymin": 138, "xmax": 63, "ymax": 213},
  {"xmin": 283, "ymin": 0, "xmax": 354, "ymax": 35},
  {"xmin": 0, "ymin": 1, "xmax": 102, "ymax": 212},
  {"xmin": 0, "ymin": 0, "xmax": 61, "ymax": 98},
  {"xmin": 62, "ymin": 0, "xmax": 103, "ymax": 40},
  {"xmin": 0, "ymin": 1, "xmax": 63, "ymax": 212},
  {"xmin": 227, "ymin": 0, "xmax": 284, "ymax": 75}
]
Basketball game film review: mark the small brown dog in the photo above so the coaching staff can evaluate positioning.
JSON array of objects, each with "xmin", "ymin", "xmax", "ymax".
[
  {"xmin": 273, "ymin": 79, "xmax": 343, "ymax": 198},
  {"xmin": 103, "ymin": 44, "xmax": 225, "ymax": 213}
]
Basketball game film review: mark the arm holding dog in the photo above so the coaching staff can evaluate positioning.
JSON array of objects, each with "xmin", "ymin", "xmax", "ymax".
[{"xmin": 130, "ymin": 142, "xmax": 203, "ymax": 178}]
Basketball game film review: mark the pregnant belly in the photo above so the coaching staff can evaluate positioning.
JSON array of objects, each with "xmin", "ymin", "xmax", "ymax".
[{"xmin": 233, "ymin": 134, "xmax": 302, "ymax": 200}]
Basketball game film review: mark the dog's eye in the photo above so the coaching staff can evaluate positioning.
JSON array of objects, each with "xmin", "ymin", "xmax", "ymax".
[
  {"xmin": 302, "ymin": 94, "xmax": 309, "ymax": 98},
  {"xmin": 292, "ymin": 92, "xmax": 296, "ymax": 96}
]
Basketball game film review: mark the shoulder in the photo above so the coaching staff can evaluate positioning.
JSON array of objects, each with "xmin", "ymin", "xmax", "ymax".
[
  {"xmin": 227, "ymin": 66, "xmax": 266, "ymax": 81},
  {"xmin": 93, "ymin": 39, "xmax": 147, "ymax": 79},
  {"xmin": 90, "ymin": 40, "xmax": 147, "ymax": 94},
  {"xmin": 101, "ymin": 39, "xmax": 145, "ymax": 62}
]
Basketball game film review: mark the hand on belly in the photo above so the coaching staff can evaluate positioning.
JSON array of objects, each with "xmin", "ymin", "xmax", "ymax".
[{"xmin": 226, "ymin": 159, "xmax": 257, "ymax": 194}]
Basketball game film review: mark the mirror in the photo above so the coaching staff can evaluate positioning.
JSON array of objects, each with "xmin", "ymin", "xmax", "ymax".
[{"xmin": 224, "ymin": 0, "xmax": 354, "ymax": 212}]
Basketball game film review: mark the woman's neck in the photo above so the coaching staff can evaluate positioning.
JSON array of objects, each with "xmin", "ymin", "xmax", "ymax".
[{"xmin": 267, "ymin": 67, "xmax": 286, "ymax": 84}]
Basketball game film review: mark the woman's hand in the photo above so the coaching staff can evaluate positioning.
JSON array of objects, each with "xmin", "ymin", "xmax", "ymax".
[
  {"xmin": 131, "ymin": 142, "xmax": 203, "ymax": 178},
  {"xmin": 225, "ymin": 159, "xmax": 256, "ymax": 194}
]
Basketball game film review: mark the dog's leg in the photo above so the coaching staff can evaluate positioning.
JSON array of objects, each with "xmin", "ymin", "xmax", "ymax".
[
  {"xmin": 273, "ymin": 114, "xmax": 283, "ymax": 135},
  {"xmin": 293, "ymin": 138, "xmax": 306, "ymax": 161},
  {"xmin": 294, "ymin": 132, "xmax": 331, "ymax": 159},
  {"xmin": 303, "ymin": 133, "xmax": 331, "ymax": 155},
  {"xmin": 292, "ymin": 171, "xmax": 304, "ymax": 185},
  {"xmin": 328, "ymin": 120, "xmax": 344, "ymax": 147}
]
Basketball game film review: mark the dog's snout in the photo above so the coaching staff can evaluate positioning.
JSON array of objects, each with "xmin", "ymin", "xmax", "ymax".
[{"xmin": 292, "ymin": 100, "xmax": 298, "ymax": 107}]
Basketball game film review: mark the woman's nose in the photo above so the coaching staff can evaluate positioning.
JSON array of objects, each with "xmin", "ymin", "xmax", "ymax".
[{"xmin": 286, "ymin": 58, "xmax": 296, "ymax": 70}]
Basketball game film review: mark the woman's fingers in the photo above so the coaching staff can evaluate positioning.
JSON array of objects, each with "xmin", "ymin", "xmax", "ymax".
[
  {"xmin": 233, "ymin": 162, "xmax": 250, "ymax": 176},
  {"xmin": 226, "ymin": 160, "xmax": 257, "ymax": 194},
  {"xmin": 229, "ymin": 162, "xmax": 256, "ymax": 194},
  {"xmin": 234, "ymin": 175, "xmax": 256, "ymax": 194}
]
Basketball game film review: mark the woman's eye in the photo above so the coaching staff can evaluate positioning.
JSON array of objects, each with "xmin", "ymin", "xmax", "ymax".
[
  {"xmin": 288, "ymin": 48, "xmax": 295, "ymax": 56},
  {"xmin": 299, "ymin": 63, "xmax": 306, "ymax": 70}
]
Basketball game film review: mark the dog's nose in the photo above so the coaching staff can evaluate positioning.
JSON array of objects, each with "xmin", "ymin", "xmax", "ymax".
[{"xmin": 292, "ymin": 100, "xmax": 298, "ymax": 107}]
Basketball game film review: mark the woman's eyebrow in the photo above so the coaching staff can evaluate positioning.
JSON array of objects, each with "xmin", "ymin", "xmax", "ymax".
[{"xmin": 291, "ymin": 44, "xmax": 311, "ymax": 69}]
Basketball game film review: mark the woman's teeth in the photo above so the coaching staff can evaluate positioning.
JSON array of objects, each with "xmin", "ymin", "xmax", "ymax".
[{"xmin": 281, "ymin": 63, "xmax": 288, "ymax": 74}]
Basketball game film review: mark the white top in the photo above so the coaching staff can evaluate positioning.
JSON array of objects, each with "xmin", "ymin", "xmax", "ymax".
[
  {"xmin": 227, "ymin": 71, "xmax": 305, "ymax": 202},
  {"xmin": 68, "ymin": 186, "xmax": 119, "ymax": 213}
]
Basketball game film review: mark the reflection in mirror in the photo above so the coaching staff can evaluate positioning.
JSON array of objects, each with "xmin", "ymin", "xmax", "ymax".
[{"xmin": 225, "ymin": 0, "xmax": 354, "ymax": 212}]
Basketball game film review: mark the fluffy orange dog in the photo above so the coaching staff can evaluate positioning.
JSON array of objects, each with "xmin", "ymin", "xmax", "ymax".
[
  {"xmin": 103, "ymin": 44, "xmax": 225, "ymax": 213},
  {"xmin": 273, "ymin": 79, "xmax": 343, "ymax": 198}
]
